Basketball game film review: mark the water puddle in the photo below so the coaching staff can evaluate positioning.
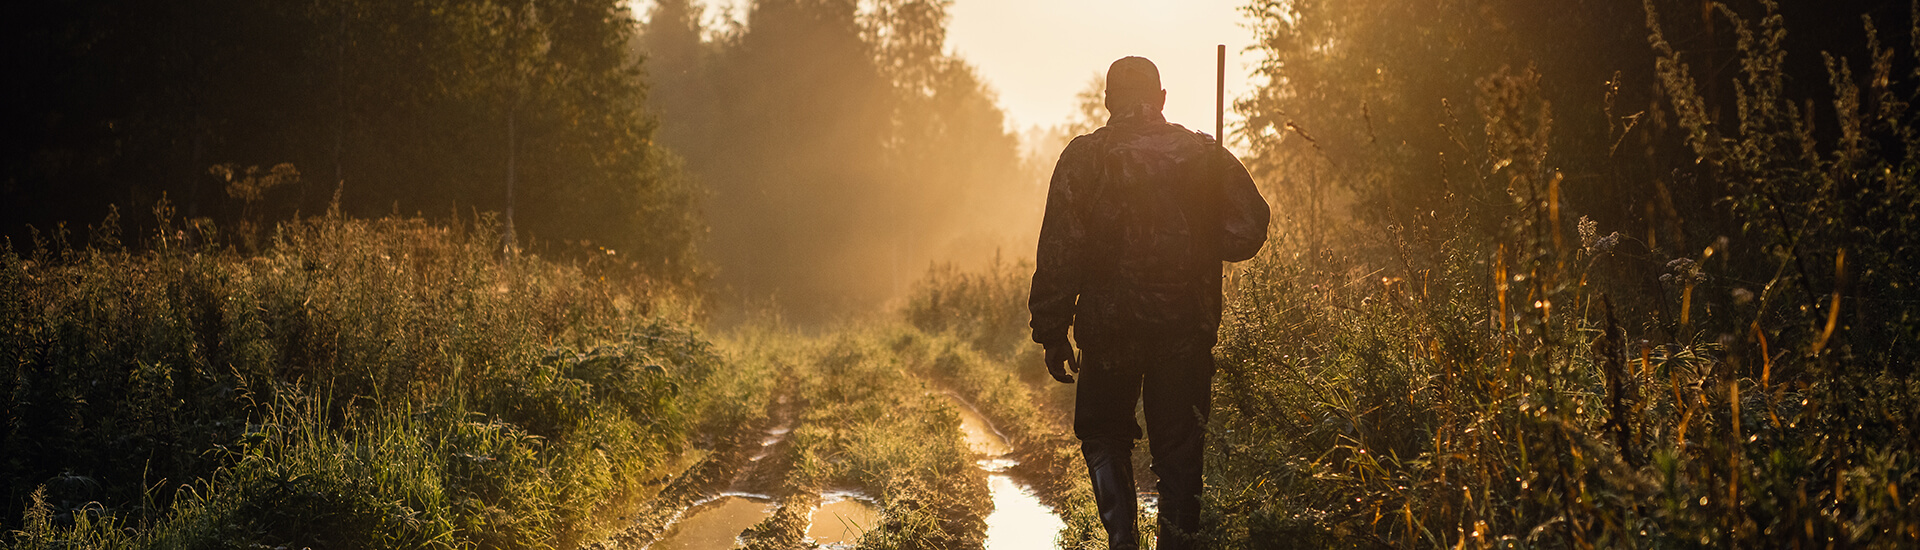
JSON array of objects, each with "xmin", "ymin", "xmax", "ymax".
[
  {"xmin": 950, "ymin": 396, "xmax": 1012, "ymax": 457},
  {"xmin": 646, "ymin": 494, "xmax": 776, "ymax": 550},
  {"xmin": 987, "ymin": 474, "xmax": 1063, "ymax": 546},
  {"xmin": 806, "ymin": 490, "xmax": 882, "ymax": 548},
  {"xmin": 643, "ymin": 396, "xmax": 799, "ymax": 550},
  {"xmin": 942, "ymin": 393, "xmax": 1067, "ymax": 550}
]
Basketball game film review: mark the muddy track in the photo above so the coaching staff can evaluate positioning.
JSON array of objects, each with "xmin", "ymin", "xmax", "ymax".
[
  {"xmin": 734, "ymin": 389, "xmax": 813, "ymax": 550},
  {"xmin": 914, "ymin": 333, "xmax": 1100, "ymax": 548},
  {"xmin": 592, "ymin": 369, "xmax": 804, "ymax": 550},
  {"xmin": 597, "ymin": 330, "xmax": 1062, "ymax": 550},
  {"xmin": 999, "ymin": 409, "xmax": 1082, "ymax": 514},
  {"xmin": 933, "ymin": 376, "xmax": 1083, "ymax": 516},
  {"xmin": 931, "ymin": 378, "xmax": 1081, "ymax": 548}
]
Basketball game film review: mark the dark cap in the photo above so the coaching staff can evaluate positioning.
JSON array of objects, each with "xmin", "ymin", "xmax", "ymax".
[{"xmin": 1106, "ymin": 56, "xmax": 1161, "ymax": 94}]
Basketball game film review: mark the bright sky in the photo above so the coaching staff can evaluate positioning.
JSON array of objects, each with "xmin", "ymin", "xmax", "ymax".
[
  {"xmin": 650, "ymin": 0, "xmax": 1263, "ymax": 141},
  {"xmin": 947, "ymin": 0, "xmax": 1261, "ymax": 139}
]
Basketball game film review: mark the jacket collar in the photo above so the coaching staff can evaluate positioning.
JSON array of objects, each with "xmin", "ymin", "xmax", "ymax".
[{"xmin": 1106, "ymin": 103, "xmax": 1167, "ymax": 128}]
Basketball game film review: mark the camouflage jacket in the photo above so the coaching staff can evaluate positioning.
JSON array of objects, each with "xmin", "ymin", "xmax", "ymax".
[{"xmin": 1029, "ymin": 107, "xmax": 1270, "ymax": 349}]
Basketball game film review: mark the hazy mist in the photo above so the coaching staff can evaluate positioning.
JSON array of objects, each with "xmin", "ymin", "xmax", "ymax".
[{"xmin": 642, "ymin": 0, "xmax": 1053, "ymax": 323}]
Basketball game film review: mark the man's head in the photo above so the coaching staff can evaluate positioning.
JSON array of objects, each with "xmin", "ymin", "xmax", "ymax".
[{"xmin": 1105, "ymin": 56, "xmax": 1166, "ymax": 114}]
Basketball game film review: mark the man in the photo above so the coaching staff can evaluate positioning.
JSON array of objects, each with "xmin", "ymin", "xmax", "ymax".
[{"xmin": 1029, "ymin": 56, "xmax": 1269, "ymax": 549}]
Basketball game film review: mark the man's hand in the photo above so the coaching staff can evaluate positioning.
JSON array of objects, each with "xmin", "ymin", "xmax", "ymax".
[{"xmin": 1044, "ymin": 343, "xmax": 1081, "ymax": 384}]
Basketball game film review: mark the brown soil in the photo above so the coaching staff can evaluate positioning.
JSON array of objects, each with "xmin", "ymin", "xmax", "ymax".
[{"xmin": 591, "ymin": 370, "xmax": 804, "ymax": 549}]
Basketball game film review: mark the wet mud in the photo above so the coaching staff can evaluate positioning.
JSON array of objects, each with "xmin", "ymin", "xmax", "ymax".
[
  {"xmin": 647, "ymin": 495, "xmax": 777, "ymax": 550},
  {"xmin": 944, "ymin": 393, "xmax": 1068, "ymax": 549},
  {"xmin": 805, "ymin": 491, "xmax": 882, "ymax": 548}
]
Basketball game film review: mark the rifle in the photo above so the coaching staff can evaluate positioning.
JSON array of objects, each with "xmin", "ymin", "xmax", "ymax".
[
  {"xmin": 1217, "ymin": 44, "xmax": 1225, "ymax": 155},
  {"xmin": 1208, "ymin": 45, "xmax": 1227, "ymax": 273}
]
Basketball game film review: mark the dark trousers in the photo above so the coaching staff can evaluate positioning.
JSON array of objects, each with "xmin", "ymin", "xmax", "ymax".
[{"xmin": 1074, "ymin": 336, "xmax": 1215, "ymax": 550}]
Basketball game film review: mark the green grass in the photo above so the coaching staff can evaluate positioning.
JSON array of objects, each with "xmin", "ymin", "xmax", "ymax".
[
  {"xmin": 899, "ymin": 202, "xmax": 1916, "ymax": 548},
  {"xmin": 891, "ymin": 7, "xmax": 1920, "ymax": 544},
  {"xmin": 761, "ymin": 325, "xmax": 992, "ymax": 550},
  {"xmin": 13, "ymin": 4, "xmax": 1918, "ymax": 548},
  {"xmin": 2, "ymin": 204, "xmax": 723, "ymax": 549},
  {"xmin": 1180, "ymin": 3, "xmax": 1920, "ymax": 546},
  {"xmin": 896, "ymin": 329, "xmax": 1106, "ymax": 549}
]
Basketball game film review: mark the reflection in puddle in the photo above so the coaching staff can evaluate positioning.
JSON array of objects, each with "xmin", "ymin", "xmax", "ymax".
[
  {"xmin": 807, "ymin": 491, "xmax": 881, "ymax": 548},
  {"xmin": 948, "ymin": 395, "xmax": 1013, "ymax": 457},
  {"xmin": 943, "ymin": 394, "xmax": 1067, "ymax": 549},
  {"xmin": 986, "ymin": 473, "xmax": 1066, "ymax": 549},
  {"xmin": 751, "ymin": 423, "xmax": 793, "ymax": 462},
  {"xmin": 760, "ymin": 426, "xmax": 791, "ymax": 448},
  {"xmin": 647, "ymin": 495, "xmax": 775, "ymax": 550}
]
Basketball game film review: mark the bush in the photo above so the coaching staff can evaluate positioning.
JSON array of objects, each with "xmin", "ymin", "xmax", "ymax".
[
  {"xmin": 2, "ymin": 202, "xmax": 722, "ymax": 548},
  {"xmin": 1196, "ymin": 1, "xmax": 1920, "ymax": 547},
  {"xmin": 902, "ymin": 257, "xmax": 1034, "ymax": 361}
]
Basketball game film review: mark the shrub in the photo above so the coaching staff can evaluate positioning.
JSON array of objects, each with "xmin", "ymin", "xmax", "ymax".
[{"xmin": 2, "ymin": 202, "xmax": 721, "ymax": 548}]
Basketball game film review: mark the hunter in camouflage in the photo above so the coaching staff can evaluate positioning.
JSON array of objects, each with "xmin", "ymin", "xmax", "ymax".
[{"xmin": 1029, "ymin": 56, "xmax": 1269, "ymax": 550}]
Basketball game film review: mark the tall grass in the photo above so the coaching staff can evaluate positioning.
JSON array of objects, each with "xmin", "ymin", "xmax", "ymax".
[
  {"xmin": 1196, "ymin": 2, "xmax": 1920, "ymax": 547},
  {"xmin": 895, "ymin": 2, "xmax": 1920, "ymax": 548},
  {"xmin": 2, "ymin": 201, "xmax": 723, "ymax": 548},
  {"xmin": 900, "ymin": 258, "xmax": 1072, "ymax": 415}
]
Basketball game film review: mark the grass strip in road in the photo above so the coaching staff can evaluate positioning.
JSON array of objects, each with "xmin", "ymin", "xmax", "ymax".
[{"xmin": 743, "ymin": 326, "xmax": 992, "ymax": 550}]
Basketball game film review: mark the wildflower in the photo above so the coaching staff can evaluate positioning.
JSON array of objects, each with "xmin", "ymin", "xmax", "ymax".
[
  {"xmin": 1593, "ymin": 232, "xmax": 1619, "ymax": 253},
  {"xmin": 1662, "ymin": 258, "xmax": 1708, "ymax": 286},
  {"xmin": 1577, "ymin": 216, "xmax": 1619, "ymax": 255}
]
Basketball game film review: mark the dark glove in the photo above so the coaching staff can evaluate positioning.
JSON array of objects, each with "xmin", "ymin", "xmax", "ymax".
[{"xmin": 1044, "ymin": 342, "xmax": 1081, "ymax": 384}]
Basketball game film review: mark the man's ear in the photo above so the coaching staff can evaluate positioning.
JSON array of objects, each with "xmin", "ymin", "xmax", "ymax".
[{"xmin": 1154, "ymin": 89, "xmax": 1167, "ymax": 111}]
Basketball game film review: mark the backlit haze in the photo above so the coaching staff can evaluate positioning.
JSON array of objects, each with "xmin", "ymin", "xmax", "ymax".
[
  {"xmin": 681, "ymin": 0, "xmax": 1262, "ymax": 143},
  {"xmin": 628, "ymin": 0, "xmax": 1267, "ymax": 321},
  {"xmin": 947, "ymin": 0, "xmax": 1260, "ymax": 142}
]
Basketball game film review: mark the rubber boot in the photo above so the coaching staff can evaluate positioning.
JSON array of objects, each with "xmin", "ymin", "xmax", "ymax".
[
  {"xmin": 1147, "ymin": 421, "xmax": 1205, "ymax": 549},
  {"xmin": 1082, "ymin": 438, "xmax": 1139, "ymax": 550},
  {"xmin": 1140, "ymin": 340, "xmax": 1215, "ymax": 550}
]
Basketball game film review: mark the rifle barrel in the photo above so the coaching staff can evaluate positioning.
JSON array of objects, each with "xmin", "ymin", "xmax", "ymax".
[{"xmin": 1216, "ymin": 44, "xmax": 1225, "ymax": 143}]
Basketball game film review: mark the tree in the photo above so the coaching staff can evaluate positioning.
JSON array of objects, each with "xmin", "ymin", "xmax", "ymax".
[
  {"xmin": 639, "ymin": 0, "xmax": 1025, "ymax": 321},
  {"xmin": 1, "ymin": 0, "xmax": 704, "ymax": 280}
]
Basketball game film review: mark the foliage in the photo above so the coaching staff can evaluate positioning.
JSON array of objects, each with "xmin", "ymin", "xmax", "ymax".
[
  {"xmin": 1, "ymin": 0, "xmax": 703, "ymax": 281},
  {"xmin": 901, "ymin": 256, "xmax": 1033, "ymax": 360},
  {"xmin": 1236, "ymin": 0, "xmax": 1710, "ymax": 251},
  {"xmin": 889, "ymin": 0, "xmax": 1920, "ymax": 547},
  {"xmin": 1197, "ymin": 0, "xmax": 1920, "ymax": 547},
  {"xmin": 1, "ymin": 203, "xmax": 723, "ymax": 548}
]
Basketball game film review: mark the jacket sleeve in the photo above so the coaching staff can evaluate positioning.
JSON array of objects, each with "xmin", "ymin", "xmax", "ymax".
[
  {"xmin": 1215, "ymin": 146, "xmax": 1270, "ymax": 262},
  {"xmin": 1029, "ymin": 138, "xmax": 1095, "ymax": 347}
]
